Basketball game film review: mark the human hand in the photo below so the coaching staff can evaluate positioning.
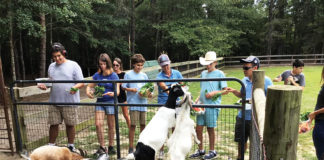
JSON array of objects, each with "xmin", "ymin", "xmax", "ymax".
[
  {"xmin": 308, "ymin": 111, "xmax": 316, "ymax": 122},
  {"xmin": 86, "ymin": 88, "xmax": 94, "ymax": 99},
  {"xmin": 37, "ymin": 84, "xmax": 47, "ymax": 90},
  {"xmin": 132, "ymin": 88, "xmax": 137, "ymax": 93},
  {"xmin": 225, "ymin": 87, "xmax": 236, "ymax": 93},
  {"xmin": 205, "ymin": 91, "xmax": 212, "ymax": 99},
  {"xmin": 69, "ymin": 87, "xmax": 79, "ymax": 95},
  {"xmin": 103, "ymin": 92, "xmax": 114, "ymax": 97}
]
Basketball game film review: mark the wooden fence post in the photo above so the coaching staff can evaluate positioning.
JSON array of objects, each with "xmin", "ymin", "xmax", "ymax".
[
  {"xmin": 250, "ymin": 70, "xmax": 265, "ymax": 159},
  {"xmin": 263, "ymin": 85, "xmax": 302, "ymax": 160}
]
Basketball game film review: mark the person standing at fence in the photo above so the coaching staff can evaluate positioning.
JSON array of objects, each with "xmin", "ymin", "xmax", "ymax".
[
  {"xmin": 86, "ymin": 53, "xmax": 120, "ymax": 157},
  {"xmin": 156, "ymin": 53, "xmax": 183, "ymax": 159},
  {"xmin": 113, "ymin": 58, "xmax": 131, "ymax": 128},
  {"xmin": 308, "ymin": 66, "xmax": 324, "ymax": 160},
  {"xmin": 189, "ymin": 51, "xmax": 228, "ymax": 160},
  {"xmin": 273, "ymin": 59, "xmax": 305, "ymax": 90},
  {"xmin": 37, "ymin": 42, "xmax": 84, "ymax": 153},
  {"xmin": 122, "ymin": 54, "xmax": 151, "ymax": 157},
  {"xmin": 226, "ymin": 56, "xmax": 272, "ymax": 160}
]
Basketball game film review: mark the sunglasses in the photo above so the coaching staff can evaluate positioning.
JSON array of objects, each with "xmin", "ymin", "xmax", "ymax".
[
  {"xmin": 242, "ymin": 66, "xmax": 253, "ymax": 70},
  {"xmin": 113, "ymin": 64, "xmax": 120, "ymax": 67}
]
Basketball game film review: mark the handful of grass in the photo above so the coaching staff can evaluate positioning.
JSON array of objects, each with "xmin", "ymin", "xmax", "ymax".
[
  {"xmin": 300, "ymin": 111, "xmax": 311, "ymax": 121},
  {"xmin": 180, "ymin": 82, "xmax": 190, "ymax": 87},
  {"xmin": 205, "ymin": 89, "xmax": 222, "ymax": 101},
  {"xmin": 139, "ymin": 82, "xmax": 154, "ymax": 97},
  {"xmin": 94, "ymin": 86, "xmax": 105, "ymax": 98},
  {"xmin": 66, "ymin": 87, "xmax": 79, "ymax": 92}
]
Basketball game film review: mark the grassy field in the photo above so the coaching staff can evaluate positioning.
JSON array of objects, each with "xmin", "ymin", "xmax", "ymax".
[{"xmin": 214, "ymin": 65, "xmax": 322, "ymax": 160}]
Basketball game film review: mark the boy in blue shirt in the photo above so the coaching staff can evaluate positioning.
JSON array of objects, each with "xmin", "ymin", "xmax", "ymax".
[
  {"xmin": 190, "ymin": 51, "xmax": 228, "ymax": 160},
  {"xmin": 226, "ymin": 56, "xmax": 272, "ymax": 160},
  {"xmin": 122, "ymin": 54, "xmax": 151, "ymax": 156}
]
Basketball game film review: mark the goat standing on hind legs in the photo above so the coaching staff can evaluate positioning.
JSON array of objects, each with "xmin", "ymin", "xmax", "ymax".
[
  {"xmin": 131, "ymin": 84, "xmax": 185, "ymax": 160},
  {"xmin": 167, "ymin": 92, "xmax": 200, "ymax": 160}
]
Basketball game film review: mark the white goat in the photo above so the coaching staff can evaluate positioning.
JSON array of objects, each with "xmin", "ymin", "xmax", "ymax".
[
  {"xmin": 167, "ymin": 92, "xmax": 200, "ymax": 160},
  {"xmin": 131, "ymin": 84, "xmax": 185, "ymax": 160}
]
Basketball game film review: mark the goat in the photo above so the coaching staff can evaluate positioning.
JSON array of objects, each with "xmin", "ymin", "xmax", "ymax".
[
  {"xmin": 167, "ymin": 92, "xmax": 200, "ymax": 160},
  {"xmin": 29, "ymin": 145, "xmax": 88, "ymax": 160},
  {"xmin": 131, "ymin": 84, "xmax": 185, "ymax": 160}
]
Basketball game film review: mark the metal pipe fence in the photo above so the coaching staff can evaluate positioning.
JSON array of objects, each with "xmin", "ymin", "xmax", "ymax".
[{"xmin": 10, "ymin": 78, "xmax": 246, "ymax": 160}]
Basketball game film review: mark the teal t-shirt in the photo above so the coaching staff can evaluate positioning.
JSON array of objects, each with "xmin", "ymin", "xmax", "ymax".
[
  {"xmin": 199, "ymin": 70, "xmax": 227, "ymax": 105},
  {"xmin": 122, "ymin": 70, "xmax": 148, "ymax": 111}
]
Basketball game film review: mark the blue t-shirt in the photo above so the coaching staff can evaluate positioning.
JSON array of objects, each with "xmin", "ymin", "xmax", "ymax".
[
  {"xmin": 92, "ymin": 72, "xmax": 119, "ymax": 102},
  {"xmin": 122, "ymin": 70, "xmax": 148, "ymax": 111},
  {"xmin": 199, "ymin": 70, "xmax": 227, "ymax": 105},
  {"xmin": 238, "ymin": 76, "xmax": 273, "ymax": 120},
  {"xmin": 156, "ymin": 69, "xmax": 183, "ymax": 104}
]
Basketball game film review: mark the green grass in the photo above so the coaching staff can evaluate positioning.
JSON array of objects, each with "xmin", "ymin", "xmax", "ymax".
[
  {"xmin": 186, "ymin": 65, "xmax": 321, "ymax": 159},
  {"xmin": 219, "ymin": 66, "xmax": 322, "ymax": 160}
]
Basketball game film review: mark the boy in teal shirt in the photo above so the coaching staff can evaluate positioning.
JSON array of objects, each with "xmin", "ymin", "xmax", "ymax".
[
  {"xmin": 190, "ymin": 51, "xmax": 228, "ymax": 160},
  {"xmin": 122, "ymin": 54, "xmax": 151, "ymax": 156}
]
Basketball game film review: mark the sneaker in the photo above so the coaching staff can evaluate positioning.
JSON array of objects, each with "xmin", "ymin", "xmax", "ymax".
[
  {"xmin": 189, "ymin": 150, "xmax": 205, "ymax": 159},
  {"xmin": 67, "ymin": 146, "xmax": 78, "ymax": 153},
  {"xmin": 108, "ymin": 146, "xmax": 116, "ymax": 154},
  {"xmin": 203, "ymin": 150, "xmax": 217, "ymax": 160},
  {"xmin": 157, "ymin": 150, "xmax": 164, "ymax": 160},
  {"xmin": 128, "ymin": 148, "xmax": 134, "ymax": 154},
  {"xmin": 94, "ymin": 146, "xmax": 107, "ymax": 158}
]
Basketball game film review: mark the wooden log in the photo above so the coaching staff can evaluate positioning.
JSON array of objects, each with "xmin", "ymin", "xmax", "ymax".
[{"xmin": 263, "ymin": 85, "xmax": 302, "ymax": 160}]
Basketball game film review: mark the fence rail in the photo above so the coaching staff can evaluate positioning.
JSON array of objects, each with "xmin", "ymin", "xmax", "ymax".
[
  {"xmin": 10, "ymin": 78, "xmax": 246, "ymax": 160},
  {"xmin": 225, "ymin": 54, "xmax": 324, "ymax": 67}
]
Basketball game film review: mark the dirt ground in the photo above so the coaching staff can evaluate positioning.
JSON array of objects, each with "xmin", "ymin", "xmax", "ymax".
[{"xmin": 0, "ymin": 152, "xmax": 25, "ymax": 160}]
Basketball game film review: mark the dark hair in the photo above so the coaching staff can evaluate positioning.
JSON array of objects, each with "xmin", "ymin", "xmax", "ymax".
[
  {"xmin": 51, "ymin": 42, "xmax": 66, "ymax": 57},
  {"xmin": 97, "ymin": 53, "xmax": 113, "ymax": 74},
  {"xmin": 131, "ymin": 54, "xmax": 145, "ymax": 66},
  {"xmin": 114, "ymin": 58, "xmax": 123, "ymax": 71},
  {"xmin": 292, "ymin": 59, "xmax": 304, "ymax": 68}
]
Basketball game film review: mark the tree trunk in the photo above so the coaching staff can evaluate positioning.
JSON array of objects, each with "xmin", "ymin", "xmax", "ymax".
[
  {"xmin": 9, "ymin": 4, "xmax": 16, "ymax": 82},
  {"xmin": 19, "ymin": 33, "xmax": 25, "ymax": 81},
  {"xmin": 263, "ymin": 85, "xmax": 302, "ymax": 160},
  {"xmin": 130, "ymin": 0, "xmax": 135, "ymax": 55},
  {"xmin": 39, "ymin": 12, "xmax": 46, "ymax": 77},
  {"xmin": 267, "ymin": 0, "xmax": 274, "ymax": 63},
  {"xmin": 14, "ymin": 44, "xmax": 21, "ymax": 80}
]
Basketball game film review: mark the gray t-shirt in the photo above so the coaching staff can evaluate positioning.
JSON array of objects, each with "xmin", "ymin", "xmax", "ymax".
[
  {"xmin": 278, "ymin": 70, "xmax": 305, "ymax": 86},
  {"xmin": 48, "ymin": 60, "xmax": 84, "ymax": 104}
]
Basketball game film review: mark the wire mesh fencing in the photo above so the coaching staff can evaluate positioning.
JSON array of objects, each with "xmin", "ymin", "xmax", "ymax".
[{"xmin": 10, "ymin": 78, "xmax": 246, "ymax": 160}]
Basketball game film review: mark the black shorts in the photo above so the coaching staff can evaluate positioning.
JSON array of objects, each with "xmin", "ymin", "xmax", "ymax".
[{"xmin": 234, "ymin": 116, "xmax": 251, "ymax": 143}]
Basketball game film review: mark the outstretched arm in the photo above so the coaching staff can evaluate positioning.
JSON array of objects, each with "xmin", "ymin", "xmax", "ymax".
[{"xmin": 309, "ymin": 108, "xmax": 324, "ymax": 122}]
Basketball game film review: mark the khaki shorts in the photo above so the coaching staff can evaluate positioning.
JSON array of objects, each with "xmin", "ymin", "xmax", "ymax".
[
  {"xmin": 48, "ymin": 106, "xmax": 78, "ymax": 126},
  {"xmin": 130, "ymin": 111, "xmax": 146, "ymax": 126}
]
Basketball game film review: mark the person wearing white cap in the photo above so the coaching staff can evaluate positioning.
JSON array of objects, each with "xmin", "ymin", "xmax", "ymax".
[
  {"xmin": 156, "ymin": 53, "xmax": 183, "ymax": 159},
  {"xmin": 226, "ymin": 55, "xmax": 272, "ymax": 160},
  {"xmin": 189, "ymin": 51, "xmax": 228, "ymax": 160}
]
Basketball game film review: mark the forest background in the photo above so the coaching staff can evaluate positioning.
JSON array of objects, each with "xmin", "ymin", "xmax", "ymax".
[{"xmin": 0, "ymin": 0, "xmax": 323, "ymax": 83}]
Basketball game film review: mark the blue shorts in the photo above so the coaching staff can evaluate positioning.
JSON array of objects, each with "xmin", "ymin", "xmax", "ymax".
[
  {"xmin": 197, "ymin": 108, "xmax": 220, "ymax": 128},
  {"xmin": 95, "ymin": 101, "xmax": 115, "ymax": 115}
]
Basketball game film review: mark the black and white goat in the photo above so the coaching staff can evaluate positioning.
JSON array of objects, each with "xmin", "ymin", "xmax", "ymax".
[
  {"xmin": 167, "ymin": 92, "xmax": 200, "ymax": 160},
  {"xmin": 130, "ymin": 84, "xmax": 185, "ymax": 160}
]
